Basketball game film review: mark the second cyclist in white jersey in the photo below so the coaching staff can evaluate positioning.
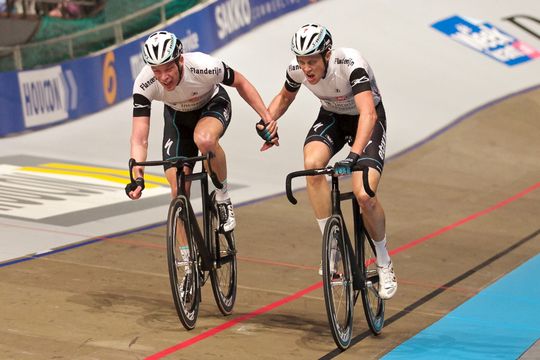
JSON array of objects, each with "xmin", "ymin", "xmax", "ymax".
[
  {"xmin": 263, "ymin": 24, "xmax": 397, "ymax": 299},
  {"xmin": 126, "ymin": 31, "xmax": 277, "ymax": 232}
]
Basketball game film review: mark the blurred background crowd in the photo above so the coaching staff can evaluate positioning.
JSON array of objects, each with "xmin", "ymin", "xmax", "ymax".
[
  {"xmin": 0, "ymin": 0, "xmax": 200, "ymax": 72},
  {"xmin": 0, "ymin": 0, "xmax": 102, "ymax": 19}
]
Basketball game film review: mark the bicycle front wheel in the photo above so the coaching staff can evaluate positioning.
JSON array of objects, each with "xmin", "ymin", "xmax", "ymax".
[
  {"xmin": 166, "ymin": 197, "xmax": 200, "ymax": 330},
  {"xmin": 322, "ymin": 216, "xmax": 354, "ymax": 350},
  {"xmin": 359, "ymin": 233, "xmax": 385, "ymax": 335},
  {"xmin": 209, "ymin": 192, "xmax": 237, "ymax": 315}
]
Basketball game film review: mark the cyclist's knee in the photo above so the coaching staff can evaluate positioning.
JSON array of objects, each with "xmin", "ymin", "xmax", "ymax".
[
  {"xmin": 304, "ymin": 156, "xmax": 329, "ymax": 188},
  {"xmin": 194, "ymin": 131, "xmax": 218, "ymax": 153},
  {"xmin": 354, "ymin": 188, "xmax": 377, "ymax": 209},
  {"xmin": 304, "ymin": 155, "xmax": 327, "ymax": 170},
  {"xmin": 306, "ymin": 174, "xmax": 326, "ymax": 188}
]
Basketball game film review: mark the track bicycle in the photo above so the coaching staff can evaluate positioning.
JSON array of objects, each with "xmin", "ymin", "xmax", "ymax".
[
  {"xmin": 128, "ymin": 153, "xmax": 237, "ymax": 330},
  {"xmin": 285, "ymin": 164, "xmax": 385, "ymax": 350}
]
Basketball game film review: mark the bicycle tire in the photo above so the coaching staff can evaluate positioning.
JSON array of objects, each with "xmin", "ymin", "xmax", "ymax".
[
  {"xmin": 359, "ymin": 232, "xmax": 385, "ymax": 335},
  {"xmin": 166, "ymin": 196, "xmax": 200, "ymax": 330},
  {"xmin": 209, "ymin": 192, "xmax": 237, "ymax": 315},
  {"xmin": 322, "ymin": 215, "xmax": 354, "ymax": 350}
]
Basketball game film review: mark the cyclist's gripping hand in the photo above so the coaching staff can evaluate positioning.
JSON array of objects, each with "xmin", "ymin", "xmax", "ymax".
[
  {"xmin": 256, "ymin": 119, "xmax": 279, "ymax": 151},
  {"xmin": 334, "ymin": 152, "xmax": 360, "ymax": 176},
  {"xmin": 125, "ymin": 177, "xmax": 145, "ymax": 200}
]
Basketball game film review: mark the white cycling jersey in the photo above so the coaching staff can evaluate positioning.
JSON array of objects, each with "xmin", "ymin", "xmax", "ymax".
[
  {"xmin": 285, "ymin": 47, "xmax": 381, "ymax": 116},
  {"xmin": 132, "ymin": 52, "xmax": 234, "ymax": 114}
]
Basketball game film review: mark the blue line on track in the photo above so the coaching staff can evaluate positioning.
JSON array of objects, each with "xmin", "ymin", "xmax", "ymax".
[{"xmin": 382, "ymin": 254, "xmax": 540, "ymax": 360}]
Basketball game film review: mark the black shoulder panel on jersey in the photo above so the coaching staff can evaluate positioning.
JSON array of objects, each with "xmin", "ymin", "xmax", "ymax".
[
  {"xmin": 285, "ymin": 72, "xmax": 301, "ymax": 93},
  {"xmin": 221, "ymin": 62, "xmax": 235, "ymax": 86},
  {"xmin": 350, "ymin": 68, "xmax": 372, "ymax": 96},
  {"xmin": 133, "ymin": 93, "xmax": 151, "ymax": 117}
]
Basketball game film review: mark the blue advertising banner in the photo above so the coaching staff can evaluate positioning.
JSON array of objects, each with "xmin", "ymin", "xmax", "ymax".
[
  {"xmin": 0, "ymin": 0, "xmax": 315, "ymax": 137},
  {"xmin": 432, "ymin": 15, "xmax": 540, "ymax": 66},
  {"xmin": 0, "ymin": 71, "xmax": 24, "ymax": 135}
]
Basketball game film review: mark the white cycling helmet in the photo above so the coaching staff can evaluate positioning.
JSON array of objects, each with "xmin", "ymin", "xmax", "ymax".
[
  {"xmin": 142, "ymin": 31, "xmax": 183, "ymax": 66},
  {"xmin": 291, "ymin": 23, "xmax": 332, "ymax": 56}
]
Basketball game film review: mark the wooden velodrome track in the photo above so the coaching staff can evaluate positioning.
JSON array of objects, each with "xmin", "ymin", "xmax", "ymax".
[{"xmin": 1, "ymin": 87, "xmax": 539, "ymax": 359}]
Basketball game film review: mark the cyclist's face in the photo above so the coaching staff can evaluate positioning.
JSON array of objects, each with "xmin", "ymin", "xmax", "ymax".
[
  {"xmin": 297, "ymin": 53, "xmax": 328, "ymax": 84},
  {"xmin": 151, "ymin": 59, "xmax": 181, "ymax": 91}
]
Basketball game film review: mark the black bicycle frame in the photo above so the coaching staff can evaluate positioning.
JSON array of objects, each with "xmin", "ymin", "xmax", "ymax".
[
  {"xmin": 285, "ymin": 165, "xmax": 375, "ymax": 291},
  {"xmin": 129, "ymin": 153, "xmax": 223, "ymax": 271},
  {"xmin": 331, "ymin": 176, "xmax": 366, "ymax": 291}
]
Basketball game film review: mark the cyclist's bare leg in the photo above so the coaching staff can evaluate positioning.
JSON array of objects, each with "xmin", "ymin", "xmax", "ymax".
[
  {"xmin": 165, "ymin": 166, "xmax": 193, "ymax": 266},
  {"xmin": 165, "ymin": 165, "xmax": 194, "ymax": 198},
  {"xmin": 193, "ymin": 116, "xmax": 227, "ymax": 183},
  {"xmin": 353, "ymin": 169, "xmax": 396, "ymax": 298},
  {"xmin": 303, "ymin": 141, "xmax": 333, "ymax": 220},
  {"xmin": 194, "ymin": 116, "xmax": 236, "ymax": 231},
  {"xmin": 352, "ymin": 169, "xmax": 385, "ymax": 242}
]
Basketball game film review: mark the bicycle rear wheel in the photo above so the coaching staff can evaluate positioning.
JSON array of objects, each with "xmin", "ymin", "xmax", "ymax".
[
  {"xmin": 209, "ymin": 192, "xmax": 237, "ymax": 315},
  {"xmin": 359, "ymin": 232, "xmax": 385, "ymax": 335},
  {"xmin": 166, "ymin": 197, "xmax": 200, "ymax": 330},
  {"xmin": 322, "ymin": 216, "xmax": 354, "ymax": 350}
]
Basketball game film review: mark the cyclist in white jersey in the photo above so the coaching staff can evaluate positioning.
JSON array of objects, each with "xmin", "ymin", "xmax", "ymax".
[
  {"xmin": 261, "ymin": 24, "xmax": 397, "ymax": 299},
  {"xmin": 126, "ymin": 31, "xmax": 277, "ymax": 232}
]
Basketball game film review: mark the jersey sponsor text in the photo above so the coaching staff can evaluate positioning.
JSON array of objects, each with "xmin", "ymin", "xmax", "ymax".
[
  {"xmin": 139, "ymin": 77, "xmax": 156, "ymax": 91},
  {"xmin": 334, "ymin": 57, "xmax": 355, "ymax": 66},
  {"xmin": 189, "ymin": 67, "xmax": 223, "ymax": 75}
]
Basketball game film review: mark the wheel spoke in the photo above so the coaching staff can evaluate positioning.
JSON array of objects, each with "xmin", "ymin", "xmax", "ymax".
[
  {"xmin": 209, "ymin": 192, "xmax": 237, "ymax": 316},
  {"xmin": 167, "ymin": 197, "xmax": 200, "ymax": 330},
  {"xmin": 322, "ymin": 217, "xmax": 354, "ymax": 350},
  {"xmin": 360, "ymin": 236, "xmax": 385, "ymax": 335}
]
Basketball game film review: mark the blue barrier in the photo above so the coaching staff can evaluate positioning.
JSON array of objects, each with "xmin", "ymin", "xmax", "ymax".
[{"xmin": 0, "ymin": 0, "xmax": 314, "ymax": 137}]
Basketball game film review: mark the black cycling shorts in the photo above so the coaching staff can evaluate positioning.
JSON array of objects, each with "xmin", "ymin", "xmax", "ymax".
[
  {"xmin": 304, "ymin": 102, "xmax": 387, "ymax": 173},
  {"xmin": 162, "ymin": 85, "xmax": 232, "ymax": 170}
]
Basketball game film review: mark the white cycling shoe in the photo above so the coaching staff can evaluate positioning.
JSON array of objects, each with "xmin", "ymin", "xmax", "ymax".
[
  {"xmin": 217, "ymin": 198, "xmax": 236, "ymax": 232},
  {"xmin": 377, "ymin": 261, "xmax": 398, "ymax": 299}
]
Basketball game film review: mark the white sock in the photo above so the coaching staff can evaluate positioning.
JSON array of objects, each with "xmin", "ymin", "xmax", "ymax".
[
  {"xmin": 180, "ymin": 245, "xmax": 189, "ymax": 261},
  {"xmin": 180, "ymin": 246, "xmax": 191, "ymax": 273},
  {"xmin": 317, "ymin": 217, "xmax": 330, "ymax": 235},
  {"xmin": 215, "ymin": 179, "xmax": 229, "ymax": 202},
  {"xmin": 374, "ymin": 235, "xmax": 391, "ymax": 267}
]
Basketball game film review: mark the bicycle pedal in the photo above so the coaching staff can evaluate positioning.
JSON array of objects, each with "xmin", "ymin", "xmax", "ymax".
[{"xmin": 217, "ymin": 225, "xmax": 231, "ymax": 234}]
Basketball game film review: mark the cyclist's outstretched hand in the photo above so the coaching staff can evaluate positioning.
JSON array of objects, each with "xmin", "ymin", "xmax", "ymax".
[
  {"xmin": 256, "ymin": 119, "xmax": 280, "ymax": 151},
  {"xmin": 334, "ymin": 152, "xmax": 360, "ymax": 176},
  {"xmin": 125, "ymin": 177, "xmax": 145, "ymax": 199}
]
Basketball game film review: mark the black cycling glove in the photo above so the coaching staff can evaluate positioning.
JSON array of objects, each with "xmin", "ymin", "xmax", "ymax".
[
  {"xmin": 256, "ymin": 119, "xmax": 278, "ymax": 143},
  {"xmin": 334, "ymin": 152, "xmax": 360, "ymax": 175},
  {"xmin": 125, "ymin": 177, "xmax": 145, "ymax": 197}
]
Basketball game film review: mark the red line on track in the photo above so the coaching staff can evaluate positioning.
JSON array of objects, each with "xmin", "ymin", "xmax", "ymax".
[
  {"xmin": 145, "ymin": 181, "xmax": 540, "ymax": 359},
  {"xmin": 145, "ymin": 282, "xmax": 322, "ymax": 360},
  {"xmin": 238, "ymin": 255, "xmax": 319, "ymax": 270},
  {"xmin": 389, "ymin": 181, "xmax": 540, "ymax": 255}
]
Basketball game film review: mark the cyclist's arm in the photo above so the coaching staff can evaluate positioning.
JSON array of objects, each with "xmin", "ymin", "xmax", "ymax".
[
  {"xmin": 268, "ymin": 84, "xmax": 298, "ymax": 121},
  {"xmin": 130, "ymin": 115, "xmax": 150, "ymax": 179},
  {"xmin": 350, "ymin": 91, "xmax": 377, "ymax": 155},
  {"xmin": 229, "ymin": 70, "xmax": 273, "ymax": 124},
  {"xmin": 262, "ymin": 82, "xmax": 297, "ymax": 151}
]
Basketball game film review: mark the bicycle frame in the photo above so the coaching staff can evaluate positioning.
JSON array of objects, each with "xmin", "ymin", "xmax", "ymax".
[
  {"xmin": 286, "ymin": 164, "xmax": 384, "ymax": 346},
  {"xmin": 331, "ymin": 177, "xmax": 369, "ymax": 291},
  {"xmin": 129, "ymin": 153, "xmax": 238, "ymax": 329},
  {"xmin": 285, "ymin": 165, "xmax": 375, "ymax": 290},
  {"xmin": 128, "ymin": 154, "xmax": 222, "ymax": 271}
]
